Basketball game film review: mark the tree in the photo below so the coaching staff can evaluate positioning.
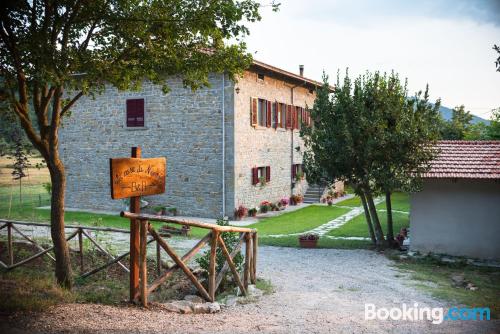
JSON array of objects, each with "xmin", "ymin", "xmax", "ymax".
[
  {"xmin": 494, "ymin": 44, "xmax": 500, "ymax": 72},
  {"xmin": 486, "ymin": 108, "xmax": 500, "ymax": 140},
  {"xmin": 302, "ymin": 71, "xmax": 440, "ymax": 247},
  {"xmin": 439, "ymin": 105, "xmax": 473, "ymax": 140},
  {"xmin": 1, "ymin": 0, "xmax": 272, "ymax": 288}
]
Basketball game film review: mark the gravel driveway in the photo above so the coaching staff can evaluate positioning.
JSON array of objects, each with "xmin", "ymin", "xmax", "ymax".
[{"xmin": 3, "ymin": 247, "xmax": 499, "ymax": 334}]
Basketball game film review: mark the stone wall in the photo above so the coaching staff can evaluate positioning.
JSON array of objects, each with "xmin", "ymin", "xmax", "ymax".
[
  {"xmin": 233, "ymin": 71, "xmax": 316, "ymax": 211},
  {"xmin": 59, "ymin": 74, "xmax": 234, "ymax": 218}
]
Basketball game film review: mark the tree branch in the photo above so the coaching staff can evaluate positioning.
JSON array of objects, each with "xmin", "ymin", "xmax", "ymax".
[{"xmin": 60, "ymin": 91, "xmax": 83, "ymax": 117}]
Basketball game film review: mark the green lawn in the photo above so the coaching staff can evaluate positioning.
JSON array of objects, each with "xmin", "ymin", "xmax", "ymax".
[
  {"xmin": 260, "ymin": 235, "xmax": 372, "ymax": 249},
  {"xmin": 247, "ymin": 205, "xmax": 350, "ymax": 236},
  {"xmin": 376, "ymin": 192, "xmax": 410, "ymax": 212}
]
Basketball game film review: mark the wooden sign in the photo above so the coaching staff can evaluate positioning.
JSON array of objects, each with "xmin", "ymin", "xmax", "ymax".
[{"xmin": 110, "ymin": 157, "xmax": 166, "ymax": 199}]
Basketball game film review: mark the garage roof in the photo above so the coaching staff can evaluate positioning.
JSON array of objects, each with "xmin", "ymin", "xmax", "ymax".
[{"xmin": 423, "ymin": 140, "xmax": 500, "ymax": 179}]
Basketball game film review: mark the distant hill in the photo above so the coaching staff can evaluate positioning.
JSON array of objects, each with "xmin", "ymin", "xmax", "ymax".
[{"xmin": 438, "ymin": 105, "xmax": 490, "ymax": 125}]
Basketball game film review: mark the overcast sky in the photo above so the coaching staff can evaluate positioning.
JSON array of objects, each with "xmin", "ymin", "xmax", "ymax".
[{"xmin": 243, "ymin": 0, "xmax": 500, "ymax": 119}]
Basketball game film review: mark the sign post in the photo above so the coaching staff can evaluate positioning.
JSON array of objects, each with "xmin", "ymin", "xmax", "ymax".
[{"xmin": 109, "ymin": 147, "xmax": 166, "ymax": 303}]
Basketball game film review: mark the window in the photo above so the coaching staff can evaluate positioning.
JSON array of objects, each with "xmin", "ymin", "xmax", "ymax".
[
  {"xmin": 257, "ymin": 73, "xmax": 265, "ymax": 81},
  {"xmin": 257, "ymin": 99, "xmax": 267, "ymax": 127},
  {"xmin": 252, "ymin": 166, "xmax": 271, "ymax": 185},
  {"xmin": 272, "ymin": 103, "xmax": 278, "ymax": 128},
  {"xmin": 280, "ymin": 103, "xmax": 286, "ymax": 128},
  {"xmin": 292, "ymin": 164, "xmax": 304, "ymax": 181},
  {"xmin": 126, "ymin": 99, "xmax": 144, "ymax": 127}
]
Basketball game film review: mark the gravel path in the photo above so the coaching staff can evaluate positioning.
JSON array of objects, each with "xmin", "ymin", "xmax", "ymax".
[{"xmin": 3, "ymin": 247, "xmax": 499, "ymax": 334}]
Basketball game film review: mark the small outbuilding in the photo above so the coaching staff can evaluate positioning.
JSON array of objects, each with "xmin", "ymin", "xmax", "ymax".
[{"xmin": 410, "ymin": 140, "xmax": 500, "ymax": 260}]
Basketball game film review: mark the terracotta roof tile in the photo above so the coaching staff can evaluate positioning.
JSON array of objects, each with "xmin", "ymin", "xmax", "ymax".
[{"xmin": 422, "ymin": 140, "xmax": 500, "ymax": 179}]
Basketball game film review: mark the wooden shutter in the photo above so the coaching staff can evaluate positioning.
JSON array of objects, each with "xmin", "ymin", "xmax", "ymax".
[
  {"xmin": 251, "ymin": 97, "xmax": 258, "ymax": 127},
  {"xmin": 266, "ymin": 166, "xmax": 271, "ymax": 182},
  {"xmin": 266, "ymin": 100, "xmax": 272, "ymax": 128},
  {"xmin": 252, "ymin": 167, "xmax": 258, "ymax": 185},
  {"xmin": 126, "ymin": 98, "xmax": 144, "ymax": 127},
  {"xmin": 291, "ymin": 106, "xmax": 296, "ymax": 129},
  {"xmin": 291, "ymin": 164, "xmax": 296, "ymax": 179}
]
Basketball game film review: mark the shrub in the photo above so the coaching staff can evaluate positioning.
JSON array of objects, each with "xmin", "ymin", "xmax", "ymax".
[
  {"xmin": 279, "ymin": 197, "xmax": 289, "ymax": 206},
  {"xmin": 248, "ymin": 208, "xmax": 257, "ymax": 217},
  {"xmin": 196, "ymin": 218, "xmax": 243, "ymax": 289},
  {"xmin": 290, "ymin": 194, "xmax": 303, "ymax": 205}
]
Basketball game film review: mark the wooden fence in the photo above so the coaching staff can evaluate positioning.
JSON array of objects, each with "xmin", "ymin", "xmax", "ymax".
[
  {"xmin": 0, "ymin": 215, "xmax": 258, "ymax": 307},
  {"xmin": 120, "ymin": 212, "xmax": 257, "ymax": 307}
]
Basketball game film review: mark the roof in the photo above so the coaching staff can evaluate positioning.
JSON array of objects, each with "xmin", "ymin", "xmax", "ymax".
[
  {"xmin": 422, "ymin": 140, "xmax": 500, "ymax": 179},
  {"xmin": 250, "ymin": 60, "xmax": 333, "ymax": 92}
]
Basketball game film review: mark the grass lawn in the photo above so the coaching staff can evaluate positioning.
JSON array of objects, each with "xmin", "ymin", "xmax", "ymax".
[
  {"xmin": 391, "ymin": 254, "xmax": 500, "ymax": 318},
  {"xmin": 247, "ymin": 205, "xmax": 350, "ymax": 236},
  {"xmin": 376, "ymin": 192, "xmax": 410, "ymax": 212}
]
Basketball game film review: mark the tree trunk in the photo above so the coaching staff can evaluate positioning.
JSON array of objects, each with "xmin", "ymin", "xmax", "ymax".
[
  {"xmin": 360, "ymin": 192, "xmax": 376, "ymax": 245},
  {"xmin": 48, "ymin": 160, "xmax": 73, "ymax": 289},
  {"xmin": 364, "ymin": 190, "xmax": 385, "ymax": 246},
  {"xmin": 385, "ymin": 191, "xmax": 394, "ymax": 243}
]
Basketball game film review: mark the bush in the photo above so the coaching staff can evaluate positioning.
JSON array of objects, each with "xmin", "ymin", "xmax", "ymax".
[
  {"xmin": 234, "ymin": 205, "xmax": 248, "ymax": 219},
  {"xmin": 196, "ymin": 218, "xmax": 243, "ymax": 289},
  {"xmin": 279, "ymin": 197, "xmax": 289, "ymax": 207},
  {"xmin": 260, "ymin": 201, "xmax": 271, "ymax": 213}
]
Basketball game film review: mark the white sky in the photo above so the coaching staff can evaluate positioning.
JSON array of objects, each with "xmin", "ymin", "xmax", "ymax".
[{"xmin": 243, "ymin": 0, "xmax": 500, "ymax": 119}]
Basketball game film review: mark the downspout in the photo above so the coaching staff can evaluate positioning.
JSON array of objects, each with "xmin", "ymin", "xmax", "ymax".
[{"xmin": 222, "ymin": 73, "xmax": 226, "ymax": 217}]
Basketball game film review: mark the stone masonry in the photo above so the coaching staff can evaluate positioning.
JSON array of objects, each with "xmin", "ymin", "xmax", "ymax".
[{"xmin": 59, "ymin": 65, "xmax": 317, "ymax": 218}]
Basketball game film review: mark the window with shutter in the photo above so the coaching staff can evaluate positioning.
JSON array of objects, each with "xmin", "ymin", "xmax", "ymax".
[
  {"xmin": 286, "ymin": 105, "xmax": 292, "ymax": 129},
  {"xmin": 266, "ymin": 166, "xmax": 271, "ymax": 182},
  {"xmin": 251, "ymin": 97, "xmax": 258, "ymax": 127},
  {"xmin": 126, "ymin": 98, "xmax": 145, "ymax": 127},
  {"xmin": 252, "ymin": 167, "xmax": 258, "ymax": 185},
  {"xmin": 272, "ymin": 102, "xmax": 278, "ymax": 128}
]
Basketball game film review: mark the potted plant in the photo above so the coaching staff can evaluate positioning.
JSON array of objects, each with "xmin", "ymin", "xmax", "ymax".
[
  {"xmin": 298, "ymin": 233, "xmax": 320, "ymax": 248},
  {"xmin": 167, "ymin": 207, "xmax": 178, "ymax": 216},
  {"xmin": 259, "ymin": 176, "xmax": 267, "ymax": 187},
  {"xmin": 295, "ymin": 170, "xmax": 304, "ymax": 182},
  {"xmin": 327, "ymin": 199, "xmax": 333, "ymax": 206},
  {"xmin": 153, "ymin": 205, "xmax": 166, "ymax": 215},
  {"xmin": 279, "ymin": 197, "xmax": 289, "ymax": 208},
  {"xmin": 260, "ymin": 201, "xmax": 271, "ymax": 213},
  {"xmin": 234, "ymin": 205, "xmax": 248, "ymax": 220},
  {"xmin": 248, "ymin": 208, "xmax": 257, "ymax": 217}
]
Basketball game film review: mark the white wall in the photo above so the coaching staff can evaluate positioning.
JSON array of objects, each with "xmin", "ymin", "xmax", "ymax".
[{"xmin": 410, "ymin": 179, "xmax": 500, "ymax": 260}]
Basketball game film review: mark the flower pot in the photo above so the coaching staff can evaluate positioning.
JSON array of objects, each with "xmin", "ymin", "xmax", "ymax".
[{"xmin": 299, "ymin": 238, "xmax": 318, "ymax": 248}]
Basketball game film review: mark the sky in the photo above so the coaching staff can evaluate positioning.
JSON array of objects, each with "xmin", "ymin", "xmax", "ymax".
[{"xmin": 243, "ymin": 0, "xmax": 500, "ymax": 119}]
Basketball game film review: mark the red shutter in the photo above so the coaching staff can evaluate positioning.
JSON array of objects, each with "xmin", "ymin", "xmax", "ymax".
[
  {"xmin": 252, "ymin": 167, "xmax": 258, "ymax": 185},
  {"xmin": 266, "ymin": 166, "xmax": 271, "ymax": 182},
  {"xmin": 126, "ymin": 98, "xmax": 144, "ymax": 127},
  {"xmin": 266, "ymin": 100, "xmax": 272, "ymax": 128},
  {"xmin": 291, "ymin": 106, "xmax": 296, "ymax": 129},
  {"xmin": 251, "ymin": 98, "xmax": 258, "ymax": 127},
  {"xmin": 291, "ymin": 164, "xmax": 296, "ymax": 179}
]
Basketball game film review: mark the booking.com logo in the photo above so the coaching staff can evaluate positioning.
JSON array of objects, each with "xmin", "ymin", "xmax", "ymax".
[{"xmin": 365, "ymin": 303, "xmax": 491, "ymax": 325}]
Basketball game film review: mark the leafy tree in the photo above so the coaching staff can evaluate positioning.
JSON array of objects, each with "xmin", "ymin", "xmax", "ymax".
[
  {"xmin": 464, "ymin": 122, "xmax": 489, "ymax": 140},
  {"xmin": 439, "ymin": 105, "xmax": 473, "ymax": 140},
  {"xmin": 494, "ymin": 44, "xmax": 500, "ymax": 72},
  {"xmin": 302, "ymin": 71, "xmax": 440, "ymax": 247},
  {"xmin": 486, "ymin": 108, "xmax": 500, "ymax": 140},
  {"xmin": 0, "ymin": 0, "xmax": 271, "ymax": 288}
]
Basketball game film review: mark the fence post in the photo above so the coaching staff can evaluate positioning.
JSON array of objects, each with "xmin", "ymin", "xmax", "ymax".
[
  {"xmin": 251, "ymin": 232, "xmax": 258, "ymax": 284},
  {"xmin": 129, "ymin": 146, "xmax": 141, "ymax": 302},
  {"xmin": 7, "ymin": 222, "xmax": 13, "ymax": 266},
  {"xmin": 139, "ymin": 219, "xmax": 148, "ymax": 307},
  {"xmin": 156, "ymin": 240, "xmax": 161, "ymax": 276},
  {"xmin": 208, "ymin": 231, "xmax": 219, "ymax": 302},
  {"xmin": 78, "ymin": 228, "xmax": 84, "ymax": 272},
  {"xmin": 244, "ymin": 232, "xmax": 252, "ymax": 289}
]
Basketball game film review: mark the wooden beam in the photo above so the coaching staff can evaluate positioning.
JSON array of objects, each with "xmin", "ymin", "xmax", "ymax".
[
  {"xmin": 7, "ymin": 223, "xmax": 13, "ymax": 265},
  {"xmin": 121, "ymin": 212, "xmax": 256, "ymax": 233},
  {"xmin": 78, "ymin": 228, "xmax": 84, "ymax": 272},
  {"xmin": 129, "ymin": 146, "xmax": 141, "ymax": 303},
  {"xmin": 0, "ymin": 219, "xmax": 131, "ymax": 233},
  {"xmin": 10, "ymin": 224, "xmax": 55, "ymax": 261},
  {"xmin": 218, "ymin": 234, "xmax": 246, "ymax": 296},
  {"xmin": 147, "ymin": 232, "xmax": 212, "ymax": 294},
  {"xmin": 7, "ymin": 230, "xmax": 78, "ymax": 270},
  {"xmin": 81, "ymin": 230, "xmax": 129, "ymax": 273},
  {"xmin": 251, "ymin": 232, "xmax": 258, "ymax": 284},
  {"xmin": 139, "ymin": 219, "xmax": 148, "ymax": 307},
  {"xmin": 215, "ymin": 233, "xmax": 245, "ymax": 291},
  {"xmin": 208, "ymin": 231, "xmax": 219, "ymax": 301},
  {"xmin": 79, "ymin": 239, "xmax": 154, "ymax": 279},
  {"xmin": 156, "ymin": 240, "xmax": 161, "ymax": 276},
  {"xmin": 148, "ymin": 224, "xmax": 211, "ymax": 301},
  {"xmin": 244, "ymin": 233, "xmax": 251, "ymax": 289}
]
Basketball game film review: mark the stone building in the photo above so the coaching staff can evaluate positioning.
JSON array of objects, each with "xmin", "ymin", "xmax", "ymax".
[{"xmin": 59, "ymin": 60, "xmax": 324, "ymax": 218}]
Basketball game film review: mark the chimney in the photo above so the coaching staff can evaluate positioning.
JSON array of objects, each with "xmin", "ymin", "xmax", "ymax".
[{"xmin": 299, "ymin": 65, "xmax": 304, "ymax": 77}]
